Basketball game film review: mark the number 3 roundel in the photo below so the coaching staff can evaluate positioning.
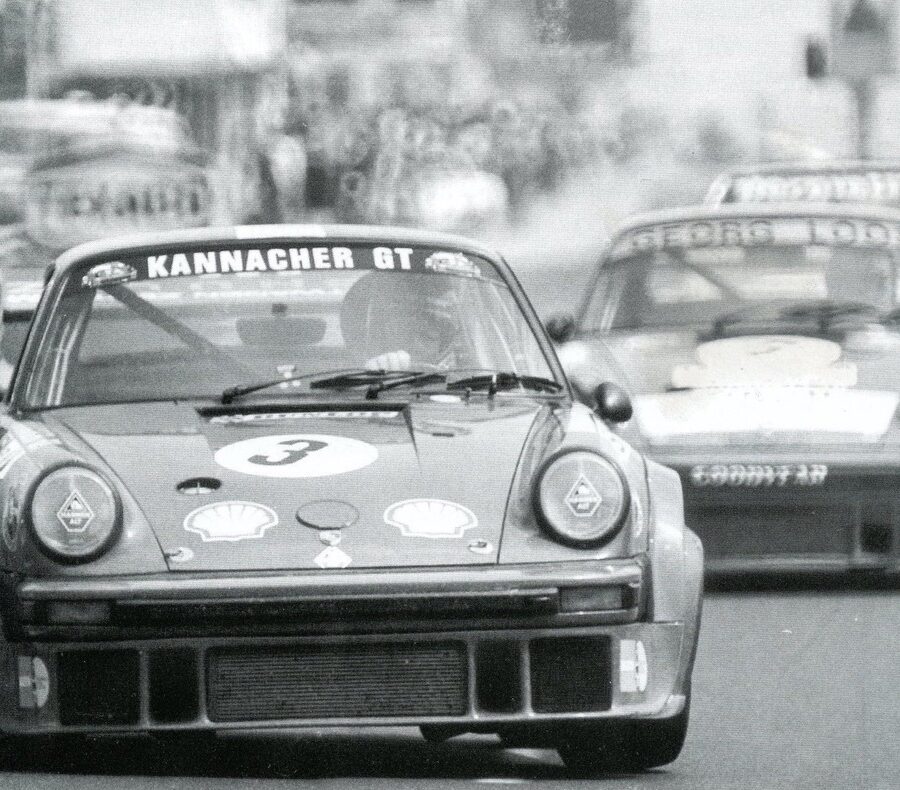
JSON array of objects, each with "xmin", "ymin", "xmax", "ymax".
[{"xmin": 214, "ymin": 434, "xmax": 378, "ymax": 478}]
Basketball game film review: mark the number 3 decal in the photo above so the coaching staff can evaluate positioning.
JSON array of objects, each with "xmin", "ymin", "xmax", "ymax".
[
  {"xmin": 214, "ymin": 434, "xmax": 379, "ymax": 478},
  {"xmin": 249, "ymin": 439, "xmax": 328, "ymax": 466}
]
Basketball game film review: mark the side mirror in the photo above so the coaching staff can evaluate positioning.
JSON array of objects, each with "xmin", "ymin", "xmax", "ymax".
[
  {"xmin": 544, "ymin": 313, "xmax": 576, "ymax": 343},
  {"xmin": 594, "ymin": 381, "xmax": 632, "ymax": 423}
]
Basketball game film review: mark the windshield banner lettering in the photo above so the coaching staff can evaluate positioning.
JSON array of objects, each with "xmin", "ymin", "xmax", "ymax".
[
  {"xmin": 611, "ymin": 217, "xmax": 900, "ymax": 258},
  {"xmin": 728, "ymin": 173, "xmax": 900, "ymax": 204},
  {"xmin": 82, "ymin": 246, "xmax": 493, "ymax": 283}
]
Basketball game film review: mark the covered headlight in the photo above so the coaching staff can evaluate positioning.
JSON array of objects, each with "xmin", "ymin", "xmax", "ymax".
[
  {"xmin": 534, "ymin": 449, "xmax": 629, "ymax": 547},
  {"xmin": 27, "ymin": 465, "xmax": 122, "ymax": 562}
]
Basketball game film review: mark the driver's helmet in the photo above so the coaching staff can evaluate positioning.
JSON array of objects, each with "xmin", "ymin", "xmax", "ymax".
[{"xmin": 340, "ymin": 273, "xmax": 460, "ymax": 366}]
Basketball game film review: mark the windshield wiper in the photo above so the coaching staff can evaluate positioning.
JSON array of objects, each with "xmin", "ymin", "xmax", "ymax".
[
  {"xmin": 709, "ymin": 299, "xmax": 879, "ymax": 339},
  {"xmin": 221, "ymin": 367, "xmax": 374, "ymax": 404},
  {"xmin": 446, "ymin": 371, "xmax": 563, "ymax": 397},
  {"xmin": 310, "ymin": 369, "xmax": 446, "ymax": 400}
]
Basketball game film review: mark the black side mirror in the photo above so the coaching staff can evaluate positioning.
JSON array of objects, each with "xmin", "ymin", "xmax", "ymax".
[
  {"xmin": 545, "ymin": 313, "xmax": 576, "ymax": 343},
  {"xmin": 594, "ymin": 381, "xmax": 632, "ymax": 423}
]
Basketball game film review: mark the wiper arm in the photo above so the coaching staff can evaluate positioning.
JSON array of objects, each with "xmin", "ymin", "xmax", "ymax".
[
  {"xmin": 310, "ymin": 369, "xmax": 445, "ymax": 400},
  {"xmin": 709, "ymin": 299, "xmax": 879, "ymax": 339},
  {"xmin": 221, "ymin": 367, "xmax": 372, "ymax": 404},
  {"xmin": 446, "ymin": 371, "xmax": 563, "ymax": 396},
  {"xmin": 779, "ymin": 300, "xmax": 878, "ymax": 331}
]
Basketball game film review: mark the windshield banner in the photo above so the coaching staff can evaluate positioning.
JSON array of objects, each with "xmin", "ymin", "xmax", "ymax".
[
  {"xmin": 80, "ymin": 247, "xmax": 492, "ymax": 286},
  {"xmin": 610, "ymin": 217, "xmax": 900, "ymax": 259},
  {"xmin": 726, "ymin": 172, "xmax": 900, "ymax": 204}
]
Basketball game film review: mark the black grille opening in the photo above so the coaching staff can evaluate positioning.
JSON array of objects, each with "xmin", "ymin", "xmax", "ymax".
[
  {"xmin": 693, "ymin": 505, "xmax": 852, "ymax": 557},
  {"xmin": 149, "ymin": 649, "xmax": 199, "ymax": 723},
  {"xmin": 529, "ymin": 637, "xmax": 611, "ymax": 714},
  {"xmin": 860, "ymin": 503, "xmax": 894, "ymax": 555},
  {"xmin": 475, "ymin": 641, "xmax": 521, "ymax": 713},
  {"xmin": 207, "ymin": 642, "xmax": 468, "ymax": 722},
  {"xmin": 861, "ymin": 523, "xmax": 893, "ymax": 555},
  {"xmin": 58, "ymin": 650, "xmax": 140, "ymax": 726}
]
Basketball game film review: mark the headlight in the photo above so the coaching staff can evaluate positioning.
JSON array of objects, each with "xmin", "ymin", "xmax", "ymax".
[
  {"xmin": 27, "ymin": 464, "xmax": 122, "ymax": 562},
  {"xmin": 534, "ymin": 449, "xmax": 629, "ymax": 548}
]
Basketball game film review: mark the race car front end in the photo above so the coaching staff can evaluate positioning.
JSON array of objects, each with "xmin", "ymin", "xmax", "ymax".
[
  {"xmin": 2, "ymin": 555, "xmax": 686, "ymax": 736},
  {"xmin": 0, "ymin": 226, "xmax": 701, "ymax": 774},
  {"xmin": 0, "ymin": 405, "xmax": 700, "ymax": 773}
]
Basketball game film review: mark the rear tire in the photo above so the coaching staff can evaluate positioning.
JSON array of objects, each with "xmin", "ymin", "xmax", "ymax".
[{"xmin": 556, "ymin": 701, "xmax": 689, "ymax": 775}]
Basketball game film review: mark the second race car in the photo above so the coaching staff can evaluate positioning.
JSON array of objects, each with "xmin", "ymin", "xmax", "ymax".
[{"xmin": 555, "ymin": 202, "xmax": 900, "ymax": 576}]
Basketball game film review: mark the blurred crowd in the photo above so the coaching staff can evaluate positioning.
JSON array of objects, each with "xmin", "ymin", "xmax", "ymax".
[{"xmin": 261, "ymin": 38, "xmax": 605, "ymax": 231}]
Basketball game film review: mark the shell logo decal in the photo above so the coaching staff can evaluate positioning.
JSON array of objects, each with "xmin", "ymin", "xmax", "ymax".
[
  {"xmin": 384, "ymin": 499, "xmax": 478, "ymax": 539},
  {"xmin": 183, "ymin": 501, "xmax": 278, "ymax": 542}
]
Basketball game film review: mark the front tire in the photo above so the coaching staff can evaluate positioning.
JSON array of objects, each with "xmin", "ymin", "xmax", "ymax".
[
  {"xmin": 556, "ymin": 701, "xmax": 689, "ymax": 775},
  {"xmin": 420, "ymin": 725, "xmax": 466, "ymax": 743}
]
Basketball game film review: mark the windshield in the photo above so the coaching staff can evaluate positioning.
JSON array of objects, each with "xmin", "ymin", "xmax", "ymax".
[
  {"xmin": 583, "ymin": 216, "xmax": 900, "ymax": 332},
  {"xmin": 24, "ymin": 243, "xmax": 554, "ymax": 408}
]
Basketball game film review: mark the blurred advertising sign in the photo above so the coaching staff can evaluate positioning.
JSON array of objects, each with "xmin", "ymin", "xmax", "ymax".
[
  {"xmin": 707, "ymin": 165, "xmax": 900, "ymax": 206},
  {"xmin": 0, "ymin": 99, "xmax": 202, "ymax": 226},
  {"xmin": 28, "ymin": 0, "xmax": 287, "ymax": 81},
  {"xmin": 24, "ymin": 148, "xmax": 212, "ymax": 250},
  {"xmin": 830, "ymin": 0, "xmax": 897, "ymax": 77}
]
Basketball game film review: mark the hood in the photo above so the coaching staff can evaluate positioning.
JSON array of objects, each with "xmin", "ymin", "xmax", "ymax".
[
  {"xmin": 46, "ymin": 399, "xmax": 545, "ymax": 572},
  {"xmin": 564, "ymin": 330, "xmax": 900, "ymax": 447}
]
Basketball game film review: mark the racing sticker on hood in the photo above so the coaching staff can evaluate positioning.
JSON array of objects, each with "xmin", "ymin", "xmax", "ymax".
[
  {"xmin": 636, "ymin": 388, "xmax": 899, "ymax": 440},
  {"xmin": 670, "ymin": 336, "xmax": 856, "ymax": 389},
  {"xmin": 208, "ymin": 411, "xmax": 400, "ymax": 425},
  {"xmin": 636, "ymin": 334, "xmax": 899, "ymax": 439},
  {"xmin": 183, "ymin": 501, "xmax": 278, "ymax": 542},
  {"xmin": 214, "ymin": 434, "xmax": 378, "ymax": 478},
  {"xmin": 384, "ymin": 499, "xmax": 478, "ymax": 539},
  {"xmin": 314, "ymin": 545, "xmax": 353, "ymax": 569}
]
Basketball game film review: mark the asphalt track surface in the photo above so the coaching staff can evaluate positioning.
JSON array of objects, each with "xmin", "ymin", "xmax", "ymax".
[{"xmin": 0, "ymin": 582, "xmax": 897, "ymax": 789}]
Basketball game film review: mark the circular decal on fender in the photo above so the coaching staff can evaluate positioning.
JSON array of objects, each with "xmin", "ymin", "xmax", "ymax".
[{"xmin": 214, "ymin": 434, "xmax": 378, "ymax": 478}]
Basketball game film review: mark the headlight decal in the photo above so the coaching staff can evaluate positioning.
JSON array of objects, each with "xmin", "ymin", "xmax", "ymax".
[
  {"xmin": 56, "ymin": 490, "xmax": 96, "ymax": 533},
  {"xmin": 564, "ymin": 474, "xmax": 603, "ymax": 517}
]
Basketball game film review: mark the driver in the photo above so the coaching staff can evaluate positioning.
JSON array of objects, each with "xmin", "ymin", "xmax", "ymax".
[{"xmin": 340, "ymin": 273, "xmax": 465, "ymax": 371}]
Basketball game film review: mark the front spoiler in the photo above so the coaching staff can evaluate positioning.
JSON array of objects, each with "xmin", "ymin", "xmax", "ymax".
[{"xmin": 2, "ymin": 622, "xmax": 689, "ymax": 735}]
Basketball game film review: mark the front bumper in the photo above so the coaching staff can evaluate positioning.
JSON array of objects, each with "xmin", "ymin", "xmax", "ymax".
[{"xmin": 0, "ymin": 559, "xmax": 693, "ymax": 733}]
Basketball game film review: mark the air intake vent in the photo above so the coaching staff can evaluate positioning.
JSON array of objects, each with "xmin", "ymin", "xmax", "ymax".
[
  {"xmin": 530, "ymin": 637, "xmax": 611, "ymax": 713},
  {"xmin": 58, "ymin": 649, "xmax": 140, "ymax": 726},
  {"xmin": 207, "ymin": 642, "xmax": 468, "ymax": 722}
]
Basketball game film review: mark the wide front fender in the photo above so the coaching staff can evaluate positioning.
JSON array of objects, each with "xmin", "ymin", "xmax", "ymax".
[
  {"xmin": 645, "ymin": 459, "xmax": 703, "ymax": 622},
  {"xmin": 644, "ymin": 459, "xmax": 703, "ymax": 696}
]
